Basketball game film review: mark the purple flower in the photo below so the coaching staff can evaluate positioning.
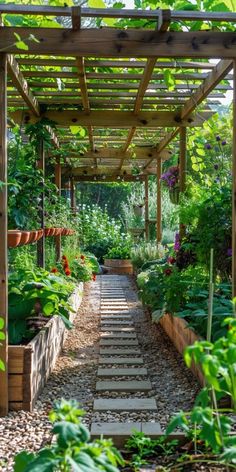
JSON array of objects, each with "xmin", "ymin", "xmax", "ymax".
[
  {"xmin": 205, "ymin": 143, "xmax": 212, "ymax": 150},
  {"xmin": 174, "ymin": 232, "xmax": 180, "ymax": 252},
  {"xmin": 222, "ymin": 140, "xmax": 227, "ymax": 146},
  {"xmin": 216, "ymin": 136, "xmax": 221, "ymax": 141},
  {"xmin": 227, "ymin": 248, "xmax": 232, "ymax": 257}
]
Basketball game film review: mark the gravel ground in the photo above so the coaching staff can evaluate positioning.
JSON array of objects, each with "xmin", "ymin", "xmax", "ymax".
[{"xmin": 0, "ymin": 275, "xmax": 200, "ymax": 471}]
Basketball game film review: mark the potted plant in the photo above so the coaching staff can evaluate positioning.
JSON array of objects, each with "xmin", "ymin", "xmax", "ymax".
[
  {"xmin": 104, "ymin": 241, "xmax": 133, "ymax": 275},
  {"xmin": 133, "ymin": 201, "xmax": 145, "ymax": 217},
  {"xmin": 161, "ymin": 165, "xmax": 180, "ymax": 204}
]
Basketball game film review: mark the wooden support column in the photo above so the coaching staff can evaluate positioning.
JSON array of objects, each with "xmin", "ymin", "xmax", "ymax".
[
  {"xmin": 37, "ymin": 139, "xmax": 45, "ymax": 268},
  {"xmin": 144, "ymin": 175, "xmax": 149, "ymax": 241},
  {"xmin": 55, "ymin": 159, "xmax": 61, "ymax": 261},
  {"xmin": 179, "ymin": 127, "xmax": 187, "ymax": 239},
  {"xmin": 233, "ymin": 60, "xmax": 236, "ymax": 298},
  {"xmin": 156, "ymin": 158, "xmax": 162, "ymax": 243},
  {"xmin": 0, "ymin": 54, "xmax": 8, "ymax": 416}
]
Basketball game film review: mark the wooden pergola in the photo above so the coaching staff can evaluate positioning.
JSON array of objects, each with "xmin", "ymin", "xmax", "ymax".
[{"xmin": 0, "ymin": 4, "xmax": 236, "ymax": 416}]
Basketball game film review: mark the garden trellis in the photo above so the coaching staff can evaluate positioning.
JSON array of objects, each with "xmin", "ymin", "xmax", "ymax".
[{"xmin": 0, "ymin": 4, "xmax": 236, "ymax": 416}]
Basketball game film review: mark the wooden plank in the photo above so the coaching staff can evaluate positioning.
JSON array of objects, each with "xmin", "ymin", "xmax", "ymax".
[
  {"xmin": 17, "ymin": 58, "xmax": 218, "ymax": 69},
  {"xmin": 2, "ymin": 29, "xmax": 236, "ymax": 58},
  {"xmin": 156, "ymin": 159, "xmax": 162, "ymax": 243},
  {"xmin": 0, "ymin": 54, "xmax": 8, "ymax": 416},
  {"xmin": 55, "ymin": 158, "xmax": 61, "ymax": 261},
  {"xmin": 8, "ymin": 375, "xmax": 23, "ymax": 388},
  {"xmin": 1, "ymin": 5, "xmax": 236, "ymax": 22},
  {"xmin": 10, "ymin": 110, "xmax": 213, "ymax": 128},
  {"xmin": 7, "ymin": 55, "xmax": 40, "ymax": 116},
  {"xmin": 233, "ymin": 59, "xmax": 236, "ymax": 298},
  {"xmin": 8, "ymin": 347, "xmax": 25, "ymax": 374},
  {"xmin": 37, "ymin": 139, "xmax": 45, "ymax": 268},
  {"xmin": 71, "ymin": 5, "xmax": 81, "ymax": 30},
  {"xmin": 144, "ymin": 176, "xmax": 149, "ymax": 240}
]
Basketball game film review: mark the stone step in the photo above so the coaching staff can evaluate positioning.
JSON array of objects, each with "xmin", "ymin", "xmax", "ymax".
[
  {"xmin": 101, "ymin": 316, "xmax": 132, "ymax": 320},
  {"xmin": 100, "ymin": 320, "xmax": 133, "ymax": 325},
  {"xmin": 100, "ymin": 348, "xmax": 141, "ymax": 355},
  {"xmin": 99, "ymin": 357, "xmax": 144, "ymax": 365},
  {"xmin": 91, "ymin": 422, "xmax": 162, "ymax": 446},
  {"xmin": 100, "ymin": 327, "xmax": 135, "ymax": 332},
  {"xmin": 100, "ymin": 332, "xmax": 137, "ymax": 339},
  {"xmin": 100, "ymin": 339, "xmax": 139, "ymax": 346},
  {"xmin": 96, "ymin": 380, "xmax": 152, "ymax": 391},
  {"xmin": 101, "ymin": 297, "xmax": 126, "ymax": 301},
  {"xmin": 97, "ymin": 367, "xmax": 147, "ymax": 377},
  {"xmin": 93, "ymin": 398, "xmax": 157, "ymax": 411}
]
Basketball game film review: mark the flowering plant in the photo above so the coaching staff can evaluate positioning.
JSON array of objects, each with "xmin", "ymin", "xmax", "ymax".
[{"xmin": 161, "ymin": 166, "xmax": 179, "ymax": 189}]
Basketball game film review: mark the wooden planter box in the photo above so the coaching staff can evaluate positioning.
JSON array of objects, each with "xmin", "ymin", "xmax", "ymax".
[
  {"xmin": 8, "ymin": 283, "xmax": 83, "ymax": 411},
  {"xmin": 159, "ymin": 313, "xmax": 204, "ymax": 385},
  {"xmin": 104, "ymin": 259, "xmax": 133, "ymax": 275}
]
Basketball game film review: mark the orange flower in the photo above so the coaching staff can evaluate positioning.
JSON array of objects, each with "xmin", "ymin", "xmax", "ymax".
[
  {"xmin": 65, "ymin": 268, "xmax": 71, "ymax": 276},
  {"xmin": 51, "ymin": 267, "xmax": 58, "ymax": 273},
  {"xmin": 92, "ymin": 274, "xmax": 96, "ymax": 281}
]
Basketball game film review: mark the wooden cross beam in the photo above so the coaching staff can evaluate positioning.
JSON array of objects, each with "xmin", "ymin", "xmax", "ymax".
[
  {"xmin": 9, "ymin": 110, "xmax": 213, "ymax": 128},
  {"xmin": 76, "ymin": 57, "xmax": 95, "ymax": 161},
  {"xmin": 7, "ymin": 55, "xmax": 40, "ymax": 116},
  {"xmin": 143, "ymin": 59, "xmax": 233, "ymax": 169},
  {"xmin": 2, "ymin": 29, "xmax": 236, "ymax": 57}
]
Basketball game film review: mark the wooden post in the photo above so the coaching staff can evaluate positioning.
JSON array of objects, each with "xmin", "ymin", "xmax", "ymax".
[
  {"xmin": 233, "ymin": 60, "xmax": 236, "ymax": 298},
  {"xmin": 144, "ymin": 175, "xmax": 149, "ymax": 241},
  {"xmin": 0, "ymin": 54, "xmax": 8, "ymax": 416},
  {"xmin": 156, "ymin": 158, "xmax": 162, "ymax": 243},
  {"xmin": 55, "ymin": 158, "xmax": 61, "ymax": 262},
  {"xmin": 179, "ymin": 127, "xmax": 187, "ymax": 239},
  {"xmin": 37, "ymin": 139, "xmax": 45, "ymax": 268}
]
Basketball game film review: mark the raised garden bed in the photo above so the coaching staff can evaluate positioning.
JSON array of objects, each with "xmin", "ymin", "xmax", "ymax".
[
  {"xmin": 159, "ymin": 313, "xmax": 204, "ymax": 385},
  {"xmin": 104, "ymin": 259, "xmax": 133, "ymax": 275},
  {"xmin": 8, "ymin": 283, "xmax": 83, "ymax": 411}
]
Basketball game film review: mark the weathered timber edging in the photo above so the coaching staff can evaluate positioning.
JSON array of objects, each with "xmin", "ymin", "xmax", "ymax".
[
  {"xmin": 8, "ymin": 283, "xmax": 83, "ymax": 411},
  {"xmin": 159, "ymin": 313, "xmax": 204, "ymax": 385}
]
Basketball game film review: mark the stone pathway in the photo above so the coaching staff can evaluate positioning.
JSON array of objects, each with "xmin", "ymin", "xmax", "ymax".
[{"xmin": 91, "ymin": 275, "xmax": 163, "ymax": 444}]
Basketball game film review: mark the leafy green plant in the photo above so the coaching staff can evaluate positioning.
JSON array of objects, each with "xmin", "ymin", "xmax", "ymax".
[
  {"xmin": 14, "ymin": 399, "xmax": 124, "ymax": 472},
  {"xmin": 166, "ymin": 318, "xmax": 236, "ymax": 467},
  {"xmin": 105, "ymin": 241, "xmax": 131, "ymax": 260},
  {"xmin": 8, "ymin": 268, "xmax": 75, "ymax": 344},
  {"xmin": 125, "ymin": 431, "xmax": 178, "ymax": 471}
]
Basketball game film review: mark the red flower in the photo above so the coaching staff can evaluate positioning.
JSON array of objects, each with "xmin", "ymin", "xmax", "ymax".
[
  {"xmin": 62, "ymin": 255, "xmax": 67, "ymax": 261},
  {"xmin": 80, "ymin": 255, "xmax": 85, "ymax": 261},
  {"xmin": 92, "ymin": 274, "xmax": 96, "ymax": 281},
  {"xmin": 64, "ymin": 268, "xmax": 71, "ymax": 276},
  {"xmin": 51, "ymin": 267, "xmax": 58, "ymax": 273},
  {"xmin": 168, "ymin": 257, "xmax": 176, "ymax": 265},
  {"xmin": 164, "ymin": 268, "xmax": 172, "ymax": 276},
  {"xmin": 63, "ymin": 262, "xmax": 69, "ymax": 269}
]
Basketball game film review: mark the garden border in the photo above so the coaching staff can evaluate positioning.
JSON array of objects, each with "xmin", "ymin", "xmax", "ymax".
[
  {"xmin": 159, "ymin": 313, "xmax": 204, "ymax": 385},
  {"xmin": 8, "ymin": 283, "xmax": 83, "ymax": 411}
]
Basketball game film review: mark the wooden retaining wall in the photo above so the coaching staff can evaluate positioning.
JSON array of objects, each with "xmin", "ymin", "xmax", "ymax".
[
  {"xmin": 8, "ymin": 283, "xmax": 83, "ymax": 411},
  {"xmin": 159, "ymin": 313, "xmax": 204, "ymax": 385}
]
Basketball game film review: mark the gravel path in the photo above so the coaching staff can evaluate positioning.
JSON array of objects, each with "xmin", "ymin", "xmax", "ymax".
[{"xmin": 0, "ymin": 275, "xmax": 199, "ymax": 471}]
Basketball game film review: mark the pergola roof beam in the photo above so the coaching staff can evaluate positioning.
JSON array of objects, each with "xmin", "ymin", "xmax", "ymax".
[
  {"xmin": 2, "ymin": 29, "xmax": 236, "ymax": 58},
  {"xmin": 1, "ymin": 5, "xmax": 236, "ymax": 23},
  {"xmin": 144, "ymin": 58, "xmax": 233, "ymax": 169},
  {"xmin": 7, "ymin": 55, "xmax": 40, "ymax": 116}
]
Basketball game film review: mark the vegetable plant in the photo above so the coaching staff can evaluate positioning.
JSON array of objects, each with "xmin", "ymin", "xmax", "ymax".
[{"xmin": 13, "ymin": 399, "xmax": 124, "ymax": 472}]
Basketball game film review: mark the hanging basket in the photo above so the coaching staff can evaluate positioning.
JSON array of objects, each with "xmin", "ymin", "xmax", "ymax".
[{"xmin": 169, "ymin": 186, "xmax": 180, "ymax": 205}]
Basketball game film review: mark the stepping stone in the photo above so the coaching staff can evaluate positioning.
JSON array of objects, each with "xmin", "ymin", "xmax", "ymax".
[
  {"xmin": 97, "ymin": 367, "xmax": 148, "ymax": 376},
  {"xmin": 93, "ymin": 398, "xmax": 157, "ymax": 411},
  {"xmin": 91, "ymin": 422, "xmax": 142, "ymax": 439},
  {"xmin": 142, "ymin": 422, "xmax": 162, "ymax": 435},
  {"xmin": 99, "ymin": 357, "xmax": 144, "ymax": 365},
  {"xmin": 100, "ymin": 348, "xmax": 141, "ymax": 355},
  {"xmin": 100, "ymin": 327, "xmax": 135, "ymax": 332},
  {"xmin": 101, "ymin": 309, "xmax": 129, "ymax": 313},
  {"xmin": 101, "ymin": 297, "xmax": 126, "ymax": 300},
  {"xmin": 100, "ymin": 320, "xmax": 133, "ymax": 325},
  {"xmin": 96, "ymin": 380, "xmax": 152, "ymax": 391},
  {"xmin": 100, "ymin": 339, "xmax": 138, "ymax": 346},
  {"xmin": 100, "ymin": 333, "xmax": 137, "ymax": 339},
  {"xmin": 101, "ymin": 315, "xmax": 132, "ymax": 320}
]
